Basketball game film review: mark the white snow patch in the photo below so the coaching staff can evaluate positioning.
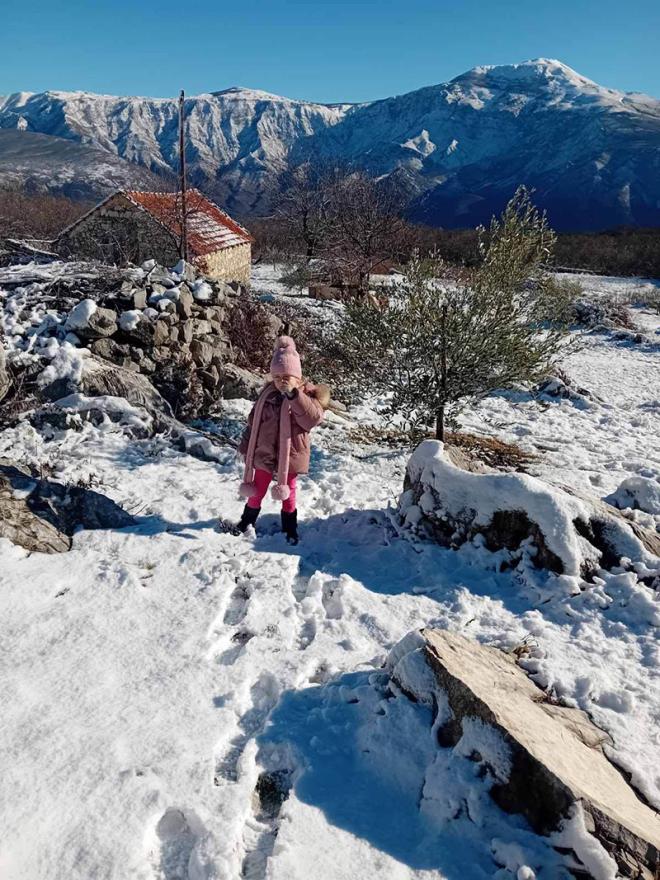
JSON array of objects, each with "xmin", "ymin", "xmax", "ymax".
[
  {"xmin": 37, "ymin": 341, "xmax": 87, "ymax": 388},
  {"xmin": 606, "ymin": 475, "xmax": 660, "ymax": 515},
  {"xmin": 65, "ymin": 299, "xmax": 97, "ymax": 330},
  {"xmin": 551, "ymin": 802, "xmax": 618, "ymax": 880},
  {"xmin": 118, "ymin": 310, "xmax": 142, "ymax": 332},
  {"xmin": 192, "ymin": 280, "xmax": 213, "ymax": 302}
]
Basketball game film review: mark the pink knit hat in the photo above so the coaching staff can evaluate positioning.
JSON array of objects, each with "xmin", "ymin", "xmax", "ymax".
[{"xmin": 270, "ymin": 335, "xmax": 302, "ymax": 378}]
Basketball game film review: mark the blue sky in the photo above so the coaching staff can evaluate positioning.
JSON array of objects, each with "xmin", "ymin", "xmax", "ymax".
[{"xmin": 2, "ymin": 0, "xmax": 659, "ymax": 102}]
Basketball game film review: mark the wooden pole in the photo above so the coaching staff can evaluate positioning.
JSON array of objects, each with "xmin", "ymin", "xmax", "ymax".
[
  {"xmin": 178, "ymin": 89, "xmax": 188, "ymax": 262},
  {"xmin": 436, "ymin": 302, "xmax": 448, "ymax": 441}
]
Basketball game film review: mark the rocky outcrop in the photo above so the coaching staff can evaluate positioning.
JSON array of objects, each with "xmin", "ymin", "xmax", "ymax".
[
  {"xmin": 39, "ymin": 356, "xmax": 173, "ymax": 428},
  {"xmin": 0, "ymin": 460, "xmax": 134, "ymax": 553},
  {"xmin": 390, "ymin": 629, "xmax": 660, "ymax": 878},
  {"xmin": 400, "ymin": 439, "xmax": 660, "ymax": 579}
]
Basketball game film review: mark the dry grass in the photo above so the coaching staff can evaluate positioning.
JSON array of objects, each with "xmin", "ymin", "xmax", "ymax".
[{"xmin": 347, "ymin": 425, "xmax": 534, "ymax": 471}]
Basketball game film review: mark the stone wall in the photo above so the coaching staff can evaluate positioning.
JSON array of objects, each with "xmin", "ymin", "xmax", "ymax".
[
  {"xmin": 58, "ymin": 195, "xmax": 181, "ymax": 267},
  {"xmin": 41, "ymin": 260, "xmax": 270, "ymax": 415},
  {"xmin": 198, "ymin": 242, "xmax": 251, "ymax": 284}
]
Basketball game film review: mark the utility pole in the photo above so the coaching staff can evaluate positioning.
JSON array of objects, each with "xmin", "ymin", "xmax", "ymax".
[{"xmin": 178, "ymin": 89, "xmax": 188, "ymax": 262}]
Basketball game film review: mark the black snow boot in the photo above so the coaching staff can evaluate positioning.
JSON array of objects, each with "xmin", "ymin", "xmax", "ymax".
[
  {"xmin": 236, "ymin": 504, "xmax": 260, "ymax": 533},
  {"xmin": 281, "ymin": 509, "xmax": 299, "ymax": 545}
]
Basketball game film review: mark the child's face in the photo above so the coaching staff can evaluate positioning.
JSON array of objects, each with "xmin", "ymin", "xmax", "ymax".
[{"xmin": 273, "ymin": 374, "xmax": 301, "ymax": 394}]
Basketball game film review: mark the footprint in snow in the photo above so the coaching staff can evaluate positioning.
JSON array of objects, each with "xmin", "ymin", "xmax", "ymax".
[
  {"xmin": 241, "ymin": 769, "xmax": 294, "ymax": 880},
  {"xmin": 223, "ymin": 582, "xmax": 250, "ymax": 626},
  {"xmin": 152, "ymin": 808, "xmax": 197, "ymax": 880}
]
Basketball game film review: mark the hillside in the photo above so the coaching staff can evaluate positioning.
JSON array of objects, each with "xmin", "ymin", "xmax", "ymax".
[
  {"xmin": 0, "ymin": 130, "xmax": 167, "ymax": 200},
  {"xmin": 1, "ymin": 260, "xmax": 659, "ymax": 877}
]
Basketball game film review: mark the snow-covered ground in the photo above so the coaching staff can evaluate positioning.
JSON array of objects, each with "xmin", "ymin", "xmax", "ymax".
[{"xmin": 1, "ymin": 267, "xmax": 659, "ymax": 879}]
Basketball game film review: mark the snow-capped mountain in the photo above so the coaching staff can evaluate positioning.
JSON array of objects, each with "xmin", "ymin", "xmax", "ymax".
[
  {"xmin": 1, "ymin": 59, "xmax": 659, "ymax": 229},
  {"xmin": 0, "ymin": 87, "xmax": 347, "ymax": 215},
  {"xmin": 301, "ymin": 59, "xmax": 660, "ymax": 230}
]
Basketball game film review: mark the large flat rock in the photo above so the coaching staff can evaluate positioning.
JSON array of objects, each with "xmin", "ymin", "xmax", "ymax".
[{"xmin": 416, "ymin": 629, "xmax": 660, "ymax": 877}]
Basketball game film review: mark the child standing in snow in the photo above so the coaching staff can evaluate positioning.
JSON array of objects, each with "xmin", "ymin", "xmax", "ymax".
[{"xmin": 234, "ymin": 335, "xmax": 330, "ymax": 544}]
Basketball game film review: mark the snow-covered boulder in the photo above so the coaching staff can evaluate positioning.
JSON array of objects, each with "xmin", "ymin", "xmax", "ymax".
[
  {"xmin": 65, "ymin": 299, "xmax": 97, "ymax": 331},
  {"xmin": 0, "ymin": 461, "xmax": 134, "ymax": 553},
  {"xmin": 605, "ymin": 475, "xmax": 660, "ymax": 516},
  {"xmin": 192, "ymin": 279, "xmax": 213, "ymax": 302},
  {"xmin": 171, "ymin": 259, "xmax": 197, "ymax": 283},
  {"xmin": 400, "ymin": 440, "xmax": 660, "ymax": 577},
  {"xmin": 389, "ymin": 629, "xmax": 660, "ymax": 875},
  {"xmin": 38, "ymin": 356, "xmax": 172, "ymax": 430},
  {"xmin": 118, "ymin": 310, "xmax": 142, "ymax": 333},
  {"xmin": 79, "ymin": 358, "xmax": 173, "ymax": 427}
]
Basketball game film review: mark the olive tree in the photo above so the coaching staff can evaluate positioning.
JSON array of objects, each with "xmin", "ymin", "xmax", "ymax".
[{"xmin": 334, "ymin": 187, "xmax": 577, "ymax": 439}]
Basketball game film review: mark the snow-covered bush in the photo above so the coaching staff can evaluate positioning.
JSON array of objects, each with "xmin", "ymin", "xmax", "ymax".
[
  {"xmin": 572, "ymin": 296, "xmax": 637, "ymax": 331},
  {"xmin": 225, "ymin": 296, "xmax": 277, "ymax": 372}
]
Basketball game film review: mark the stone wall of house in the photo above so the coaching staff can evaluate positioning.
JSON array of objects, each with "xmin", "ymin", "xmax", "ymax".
[
  {"xmin": 198, "ymin": 242, "xmax": 251, "ymax": 284},
  {"xmin": 58, "ymin": 195, "xmax": 180, "ymax": 267},
  {"xmin": 58, "ymin": 196, "xmax": 252, "ymax": 285}
]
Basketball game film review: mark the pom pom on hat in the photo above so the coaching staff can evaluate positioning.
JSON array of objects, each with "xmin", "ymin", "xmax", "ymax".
[{"xmin": 271, "ymin": 335, "xmax": 302, "ymax": 378}]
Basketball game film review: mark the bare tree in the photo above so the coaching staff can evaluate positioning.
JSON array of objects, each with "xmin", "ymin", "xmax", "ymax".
[
  {"xmin": 323, "ymin": 171, "xmax": 410, "ymax": 292},
  {"xmin": 273, "ymin": 165, "xmax": 410, "ymax": 295},
  {"xmin": 274, "ymin": 163, "xmax": 335, "ymax": 261},
  {"xmin": 0, "ymin": 187, "xmax": 92, "ymax": 241}
]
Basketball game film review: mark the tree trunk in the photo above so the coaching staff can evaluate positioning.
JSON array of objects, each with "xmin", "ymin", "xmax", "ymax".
[{"xmin": 435, "ymin": 406, "xmax": 445, "ymax": 441}]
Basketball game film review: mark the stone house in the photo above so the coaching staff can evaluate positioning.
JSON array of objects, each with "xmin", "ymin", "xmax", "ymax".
[{"xmin": 56, "ymin": 189, "xmax": 253, "ymax": 283}]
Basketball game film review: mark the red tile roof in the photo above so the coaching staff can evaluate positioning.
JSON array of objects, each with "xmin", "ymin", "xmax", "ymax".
[{"xmin": 123, "ymin": 189, "xmax": 253, "ymax": 256}]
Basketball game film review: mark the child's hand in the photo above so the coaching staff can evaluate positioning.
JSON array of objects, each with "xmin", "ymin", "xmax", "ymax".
[{"xmin": 273, "ymin": 375, "xmax": 302, "ymax": 395}]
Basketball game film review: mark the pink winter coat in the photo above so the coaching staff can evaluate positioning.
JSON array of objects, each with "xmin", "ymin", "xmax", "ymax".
[{"xmin": 239, "ymin": 382, "xmax": 330, "ymax": 475}]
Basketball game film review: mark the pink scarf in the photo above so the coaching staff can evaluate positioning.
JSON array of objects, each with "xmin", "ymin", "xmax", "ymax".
[{"xmin": 239, "ymin": 384, "xmax": 293, "ymax": 502}]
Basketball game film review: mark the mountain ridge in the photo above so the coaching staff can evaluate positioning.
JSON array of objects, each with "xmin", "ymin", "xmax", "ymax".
[{"xmin": 1, "ymin": 59, "xmax": 659, "ymax": 230}]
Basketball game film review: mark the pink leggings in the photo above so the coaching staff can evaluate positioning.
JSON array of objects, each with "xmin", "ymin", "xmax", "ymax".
[{"xmin": 247, "ymin": 468, "xmax": 297, "ymax": 513}]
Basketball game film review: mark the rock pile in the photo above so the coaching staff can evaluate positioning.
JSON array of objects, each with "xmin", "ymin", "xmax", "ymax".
[
  {"xmin": 1, "ymin": 259, "xmax": 269, "ymax": 415},
  {"xmin": 64, "ymin": 260, "xmax": 242, "ymax": 399}
]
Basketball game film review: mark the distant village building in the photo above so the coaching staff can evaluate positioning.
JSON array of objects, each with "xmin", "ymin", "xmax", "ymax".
[{"xmin": 56, "ymin": 189, "xmax": 253, "ymax": 283}]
